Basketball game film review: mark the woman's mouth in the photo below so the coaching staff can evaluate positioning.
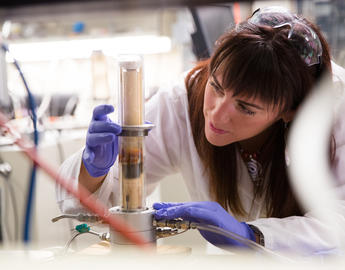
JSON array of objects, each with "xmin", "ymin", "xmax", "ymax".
[{"xmin": 210, "ymin": 122, "xmax": 228, "ymax": 134}]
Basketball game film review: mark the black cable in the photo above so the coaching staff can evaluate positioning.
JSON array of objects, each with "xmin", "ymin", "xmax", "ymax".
[{"xmin": 64, "ymin": 232, "xmax": 82, "ymax": 254}]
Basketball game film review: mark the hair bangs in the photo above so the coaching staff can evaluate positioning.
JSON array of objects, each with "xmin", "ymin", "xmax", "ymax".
[{"xmin": 210, "ymin": 29, "xmax": 299, "ymax": 113}]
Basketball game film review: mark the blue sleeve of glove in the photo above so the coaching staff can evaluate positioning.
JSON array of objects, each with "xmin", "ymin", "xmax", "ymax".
[
  {"xmin": 153, "ymin": 201, "xmax": 256, "ymax": 247},
  {"xmin": 82, "ymin": 104, "xmax": 122, "ymax": 178}
]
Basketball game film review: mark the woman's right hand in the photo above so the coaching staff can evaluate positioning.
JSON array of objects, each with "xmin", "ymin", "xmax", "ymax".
[{"xmin": 82, "ymin": 104, "xmax": 122, "ymax": 178}]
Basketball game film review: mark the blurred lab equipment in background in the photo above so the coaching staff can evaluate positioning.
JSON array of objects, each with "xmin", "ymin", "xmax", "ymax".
[{"xmin": 0, "ymin": 0, "xmax": 344, "ymax": 261}]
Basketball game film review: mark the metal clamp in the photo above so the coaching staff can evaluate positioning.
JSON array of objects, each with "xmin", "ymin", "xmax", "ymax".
[
  {"xmin": 156, "ymin": 227, "xmax": 179, "ymax": 238},
  {"xmin": 153, "ymin": 218, "xmax": 195, "ymax": 239},
  {"xmin": 153, "ymin": 218, "xmax": 197, "ymax": 230},
  {"xmin": 119, "ymin": 123, "xmax": 155, "ymax": 137},
  {"xmin": 108, "ymin": 206, "xmax": 156, "ymax": 245}
]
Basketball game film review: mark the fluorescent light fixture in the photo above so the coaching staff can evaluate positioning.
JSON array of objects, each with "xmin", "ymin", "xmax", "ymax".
[{"xmin": 7, "ymin": 35, "xmax": 172, "ymax": 62}]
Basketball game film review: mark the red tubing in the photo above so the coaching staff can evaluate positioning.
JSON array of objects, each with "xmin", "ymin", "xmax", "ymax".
[
  {"xmin": 0, "ymin": 112, "xmax": 150, "ymax": 248},
  {"xmin": 233, "ymin": 2, "xmax": 241, "ymax": 24}
]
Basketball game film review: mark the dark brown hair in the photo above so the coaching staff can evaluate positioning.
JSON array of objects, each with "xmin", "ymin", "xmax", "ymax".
[{"xmin": 186, "ymin": 16, "xmax": 332, "ymax": 218}]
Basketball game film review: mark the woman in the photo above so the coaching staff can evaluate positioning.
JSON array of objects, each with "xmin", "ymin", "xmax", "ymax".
[{"xmin": 57, "ymin": 7, "xmax": 345, "ymax": 254}]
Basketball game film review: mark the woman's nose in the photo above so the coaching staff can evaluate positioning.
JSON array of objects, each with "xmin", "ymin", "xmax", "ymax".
[{"xmin": 212, "ymin": 99, "xmax": 233, "ymax": 123}]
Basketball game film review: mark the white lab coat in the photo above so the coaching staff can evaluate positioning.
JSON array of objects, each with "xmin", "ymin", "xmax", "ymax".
[{"xmin": 57, "ymin": 62, "xmax": 345, "ymax": 255}]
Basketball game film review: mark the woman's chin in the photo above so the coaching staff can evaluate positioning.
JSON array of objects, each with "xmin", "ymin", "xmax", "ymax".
[{"xmin": 205, "ymin": 132, "xmax": 234, "ymax": 147}]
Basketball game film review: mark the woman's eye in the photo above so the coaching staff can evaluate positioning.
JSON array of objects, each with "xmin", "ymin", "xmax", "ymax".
[
  {"xmin": 237, "ymin": 103, "xmax": 256, "ymax": 116},
  {"xmin": 210, "ymin": 81, "xmax": 224, "ymax": 95}
]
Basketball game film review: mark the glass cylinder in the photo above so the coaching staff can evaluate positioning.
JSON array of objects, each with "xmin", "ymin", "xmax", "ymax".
[{"xmin": 118, "ymin": 55, "xmax": 145, "ymax": 211}]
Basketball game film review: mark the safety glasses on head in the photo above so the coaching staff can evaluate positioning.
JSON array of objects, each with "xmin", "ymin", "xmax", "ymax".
[{"xmin": 248, "ymin": 6, "xmax": 322, "ymax": 67}]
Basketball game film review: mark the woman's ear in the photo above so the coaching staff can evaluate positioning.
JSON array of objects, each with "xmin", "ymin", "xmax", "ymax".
[{"xmin": 281, "ymin": 111, "xmax": 296, "ymax": 123}]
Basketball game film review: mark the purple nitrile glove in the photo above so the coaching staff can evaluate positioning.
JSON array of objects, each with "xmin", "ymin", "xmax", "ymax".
[
  {"xmin": 82, "ymin": 104, "xmax": 121, "ymax": 177},
  {"xmin": 153, "ymin": 201, "xmax": 256, "ymax": 247}
]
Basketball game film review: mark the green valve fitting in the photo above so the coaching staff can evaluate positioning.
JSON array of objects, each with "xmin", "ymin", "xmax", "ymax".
[{"xmin": 75, "ymin": 223, "xmax": 90, "ymax": 233}]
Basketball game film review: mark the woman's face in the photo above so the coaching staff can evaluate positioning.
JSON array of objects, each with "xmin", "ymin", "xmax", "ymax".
[{"xmin": 203, "ymin": 73, "xmax": 284, "ymax": 147}]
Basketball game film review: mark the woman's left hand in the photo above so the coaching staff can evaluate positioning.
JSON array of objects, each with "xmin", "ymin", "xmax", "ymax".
[{"xmin": 153, "ymin": 201, "xmax": 256, "ymax": 247}]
